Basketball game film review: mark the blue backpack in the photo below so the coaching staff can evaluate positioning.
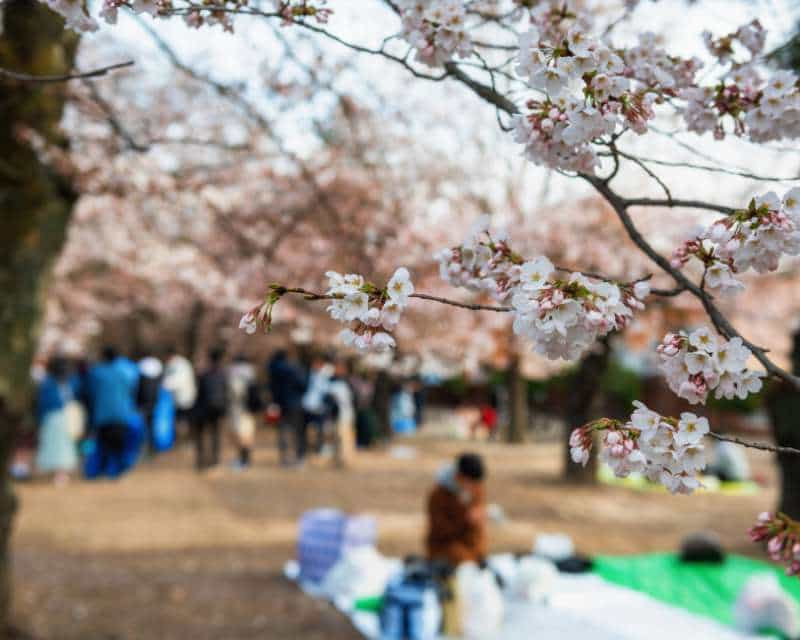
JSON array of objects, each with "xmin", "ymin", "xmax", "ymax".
[{"xmin": 380, "ymin": 564, "xmax": 440, "ymax": 640}]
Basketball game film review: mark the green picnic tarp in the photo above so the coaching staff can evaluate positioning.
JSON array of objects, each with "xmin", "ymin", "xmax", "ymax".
[{"xmin": 593, "ymin": 553, "xmax": 800, "ymax": 636}]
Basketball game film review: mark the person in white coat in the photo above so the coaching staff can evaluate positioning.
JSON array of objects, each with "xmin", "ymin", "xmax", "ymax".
[{"xmin": 163, "ymin": 347, "xmax": 197, "ymax": 432}]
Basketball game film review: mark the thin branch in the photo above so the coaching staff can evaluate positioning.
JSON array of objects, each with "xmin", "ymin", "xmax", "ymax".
[
  {"xmin": 650, "ymin": 285, "xmax": 687, "ymax": 297},
  {"xmin": 708, "ymin": 431, "xmax": 800, "ymax": 456},
  {"xmin": 619, "ymin": 150, "xmax": 800, "ymax": 183},
  {"xmin": 81, "ymin": 79, "xmax": 148, "ymax": 152},
  {"xmin": 0, "ymin": 60, "xmax": 134, "ymax": 83},
  {"xmin": 614, "ymin": 149, "xmax": 673, "ymax": 203},
  {"xmin": 625, "ymin": 197, "xmax": 736, "ymax": 216},
  {"xmin": 410, "ymin": 292, "xmax": 510, "ymax": 312},
  {"xmin": 275, "ymin": 287, "xmax": 512, "ymax": 312}
]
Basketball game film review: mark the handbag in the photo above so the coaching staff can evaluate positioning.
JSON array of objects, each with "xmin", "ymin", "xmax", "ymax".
[{"xmin": 64, "ymin": 401, "xmax": 85, "ymax": 441}]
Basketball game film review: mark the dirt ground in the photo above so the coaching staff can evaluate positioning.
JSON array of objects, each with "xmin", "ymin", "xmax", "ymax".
[{"xmin": 10, "ymin": 426, "xmax": 778, "ymax": 640}]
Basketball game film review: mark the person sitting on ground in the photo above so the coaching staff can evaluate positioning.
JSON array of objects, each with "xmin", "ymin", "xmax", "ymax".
[{"xmin": 426, "ymin": 452, "xmax": 488, "ymax": 566}]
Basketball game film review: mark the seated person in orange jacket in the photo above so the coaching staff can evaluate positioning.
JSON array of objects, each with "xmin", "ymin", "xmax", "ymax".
[{"xmin": 426, "ymin": 453, "xmax": 487, "ymax": 566}]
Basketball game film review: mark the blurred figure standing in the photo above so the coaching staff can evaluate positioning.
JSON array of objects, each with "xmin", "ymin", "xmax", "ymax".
[
  {"xmin": 302, "ymin": 355, "xmax": 332, "ymax": 454},
  {"xmin": 87, "ymin": 346, "xmax": 140, "ymax": 474},
  {"xmin": 137, "ymin": 352, "xmax": 163, "ymax": 454},
  {"xmin": 163, "ymin": 346, "xmax": 197, "ymax": 434},
  {"xmin": 351, "ymin": 370, "xmax": 378, "ymax": 448},
  {"xmin": 267, "ymin": 349, "xmax": 306, "ymax": 466},
  {"xmin": 35, "ymin": 356, "xmax": 79, "ymax": 485},
  {"xmin": 327, "ymin": 360, "xmax": 355, "ymax": 468},
  {"xmin": 193, "ymin": 347, "xmax": 228, "ymax": 471},
  {"xmin": 390, "ymin": 382, "xmax": 417, "ymax": 434},
  {"xmin": 228, "ymin": 354, "xmax": 258, "ymax": 470}
]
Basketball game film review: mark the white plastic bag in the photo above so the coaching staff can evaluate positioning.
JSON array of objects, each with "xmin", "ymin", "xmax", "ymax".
[
  {"xmin": 733, "ymin": 573, "xmax": 799, "ymax": 638},
  {"xmin": 487, "ymin": 553, "xmax": 518, "ymax": 589},
  {"xmin": 533, "ymin": 533, "xmax": 574, "ymax": 562},
  {"xmin": 320, "ymin": 546, "xmax": 399, "ymax": 609},
  {"xmin": 456, "ymin": 562, "xmax": 504, "ymax": 639},
  {"xmin": 510, "ymin": 555, "xmax": 558, "ymax": 603}
]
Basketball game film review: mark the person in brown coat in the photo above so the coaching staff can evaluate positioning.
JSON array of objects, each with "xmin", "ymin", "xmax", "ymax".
[{"xmin": 426, "ymin": 452, "xmax": 487, "ymax": 566}]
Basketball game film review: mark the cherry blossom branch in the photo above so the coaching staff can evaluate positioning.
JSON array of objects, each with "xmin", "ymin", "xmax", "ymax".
[
  {"xmin": 0, "ymin": 60, "xmax": 133, "ymax": 83},
  {"xmin": 708, "ymin": 431, "xmax": 800, "ymax": 456},
  {"xmin": 584, "ymin": 173, "xmax": 800, "ymax": 390}
]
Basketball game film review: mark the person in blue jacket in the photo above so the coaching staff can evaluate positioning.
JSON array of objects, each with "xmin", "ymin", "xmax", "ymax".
[{"xmin": 86, "ymin": 346, "xmax": 141, "ymax": 477}]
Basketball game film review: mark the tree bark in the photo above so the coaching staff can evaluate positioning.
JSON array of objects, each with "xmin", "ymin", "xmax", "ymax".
[
  {"xmin": 0, "ymin": 2, "xmax": 78, "ymax": 631},
  {"xmin": 766, "ymin": 329, "xmax": 800, "ymax": 519},
  {"xmin": 562, "ymin": 340, "xmax": 611, "ymax": 483},
  {"xmin": 505, "ymin": 352, "xmax": 527, "ymax": 443}
]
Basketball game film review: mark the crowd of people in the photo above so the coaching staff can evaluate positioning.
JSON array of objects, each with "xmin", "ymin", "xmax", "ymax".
[{"xmin": 24, "ymin": 344, "xmax": 424, "ymax": 485}]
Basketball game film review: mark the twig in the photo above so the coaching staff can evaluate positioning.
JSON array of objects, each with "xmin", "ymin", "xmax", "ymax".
[
  {"xmin": 276, "ymin": 287, "xmax": 513, "ymax": 312},
  {"xmin": 708, "ymin": 431, "xmax": 800, "ymax": 456},
  {"xmin": 81, "ymin": 79, "xmax": 148, "ymax": 152},
  {"xmin": 0, "ymin": 60, "xmax": 134, "ymax": 83},
  {"xmin": 624, "ymin": 197, "xmax": 736, "ymax": 216},
  {"xmin": 410, "ymin": 292, "xmax": 510, "ymax": 312}
]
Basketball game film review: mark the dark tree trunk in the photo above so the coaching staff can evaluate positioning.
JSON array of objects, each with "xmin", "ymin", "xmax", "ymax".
[
  {"xmin": 505, "ymin": 353, "xmax": 527, "ymax": 443},
  {"xmin": 372, "ymin": 370, "xmax": 392, "ymax": 440},
  {"xmin": 184, "ymin": 300, "xmax": 206, "ymax": 363},
  {"xmin": 562, "ymin": 340, "xmax": 611, "ymax": 483},
  {"xmin": 767, "ymin": 329, "xmax": 800, "ymax": 519},
  {"xmin": 0, "ymin": 2, "xmax": 79, "ymax": 631}
]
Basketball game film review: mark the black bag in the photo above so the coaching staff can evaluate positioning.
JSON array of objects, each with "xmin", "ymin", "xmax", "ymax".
[
  {"xmin": 246, "ymin": 382, "xmax": 265, "ymax": 413},
  {"xmin": 204, "ymin": 370, "xmax": 228, "ymax": 413}
]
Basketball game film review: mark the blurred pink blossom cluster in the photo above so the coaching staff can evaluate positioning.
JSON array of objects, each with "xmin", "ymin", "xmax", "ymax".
[
  {"xmin": 684, "ymin": 21, "xmax": 800, "ymax": 142},
  {"xmin": 399, "ymin": 0, "xmax": 473, "ymax": 67},
  {"xmin": 657, "ymin": 327, "xmax": 764, "ymax": 405},
  {"xmin": 750, "ymin": 513, "xmax": 800, "ymax": 576}
]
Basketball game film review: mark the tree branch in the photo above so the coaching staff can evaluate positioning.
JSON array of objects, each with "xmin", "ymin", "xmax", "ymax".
[
  {"xmin": 708, "ymin": 431, "xmax": 800, "ymax": 456},
  {"xmin": 584, "ymin": 173, "xmax": 800, "ymax": 390},
  {"xmin": 0, "ymin": 60, "xmax": 134, "ymax": 83}
]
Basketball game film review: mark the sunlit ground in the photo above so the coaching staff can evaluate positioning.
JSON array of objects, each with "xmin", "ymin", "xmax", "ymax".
[{"xmin": 11, "ymin": 421, "xmax": 776, "ymax": 640}]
